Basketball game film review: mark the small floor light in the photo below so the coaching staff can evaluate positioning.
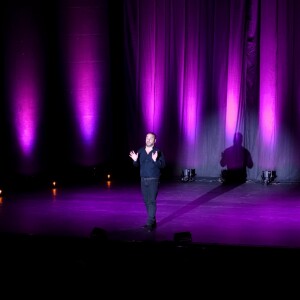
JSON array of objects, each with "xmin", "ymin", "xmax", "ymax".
[
  {"xmin": 181, "ymin": 169, "xmax": 196, "ymax": 182},
  {"xmin": 106, "ymin": 174, "xmax": 112, "ymax": 188},
  {"xmin": 261, "ymin": 170, "xmax": 277, "ymax": 185},
  {"xmin": 0, "ymin": 190, "xmax": 3, "ymax": 205},
  {"xmin": 51, "ymin": 181, "xmax": 57, "ymax": 198}
]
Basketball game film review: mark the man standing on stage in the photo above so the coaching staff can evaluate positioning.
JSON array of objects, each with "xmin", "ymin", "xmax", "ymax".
[{"xmin": 129, "ymin": 132, "xmax": 166, "ymax": 232}]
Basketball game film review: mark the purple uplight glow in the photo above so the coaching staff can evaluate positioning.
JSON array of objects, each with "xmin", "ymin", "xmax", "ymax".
[
  {"xmin": 225, "ymin": 1, "xmax": 245, "ymax": 146},
  {"xmin": 225, "ymin": 90, "xmax": 239, "ymax": 145},
  {"xmin": 172, "ymin": 1, "xmax": 203, "ymax": 168},
  {"xmin": 12, "ymin": 77, "xmax": 39, "ymax": 157},
  {"xmin": 8, "ymin": 19, "xmax": 41, "ymax": 160},
  {"xmin": 70, "ymin": 61, "xmax": 99, "ymax": 146},
  {"xmin": 178, "ymin": 72, "xmax": 199, "ymax": 152},
  {"xmin": 225, "ymin": 66, "xmax": 240, "ymax": 146},
  {"xmin": 139, "ymin": 1, "xmax": 165, "ymax": 134},
  {"xmin": 259, "ymin": 1, "xmax": 277, "ymax": 168},
  {"xmin": 64, "ymin": 4, "xmax": 108, "ymax": 161}
]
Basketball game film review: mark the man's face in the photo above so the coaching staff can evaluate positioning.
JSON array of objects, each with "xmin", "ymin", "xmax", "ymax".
[{"xmin": 145, "ymin": 134, "xmax": 156, "ymax": 147}]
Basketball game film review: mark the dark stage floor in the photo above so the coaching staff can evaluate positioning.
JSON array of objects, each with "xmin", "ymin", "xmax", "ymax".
[
  {"xmin": 2, "ymin": 177, "xmax": 300, "ymax": 247},
  {"xmin": 1, "ymin": 177, "xmax": 300, "ymax": 289}
]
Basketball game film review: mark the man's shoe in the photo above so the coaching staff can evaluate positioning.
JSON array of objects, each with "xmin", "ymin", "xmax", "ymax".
[
  {"xmin": 147, "ymin": 223, "xmax": 157, "ymax": 232},
  {"xmin": 147, "ymin": 226, "xmax": 154, "ymax": 232}
]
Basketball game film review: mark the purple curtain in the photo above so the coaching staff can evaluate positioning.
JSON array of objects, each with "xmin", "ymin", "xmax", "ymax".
[
  {"xmin": 123, "ymin": 0, "xmax": 300, "ymax": 182},
  {"xmin": 3, "ymin": 0, "xmax": 300, "ymax": 182}
]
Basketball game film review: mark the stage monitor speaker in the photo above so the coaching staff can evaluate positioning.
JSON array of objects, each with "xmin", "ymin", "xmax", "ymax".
[
  {"xmin": 90, "ymin": 227, "xmax": 108, "ymax": 241},
  {"xmin": 181, "ymin": 169, "xmax": 196, "ymax": 182},
  {"xmin": 173, "ymin": 231, "xmax": 192, "ymax": 244}
]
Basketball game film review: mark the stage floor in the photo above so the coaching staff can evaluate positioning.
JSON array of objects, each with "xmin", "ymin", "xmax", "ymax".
[
  {"xmin": 1, "ymin": 178, "xmax": 300, "ymax": 249},
  {"xmin": 1, "ymin": 178, "xmax": 300, "ymax": 287}
]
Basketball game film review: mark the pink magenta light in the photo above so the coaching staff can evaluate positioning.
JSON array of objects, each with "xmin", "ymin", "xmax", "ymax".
[
  {"xmin": 175, "ymin": 2, "xmax": 204, "ymax": 167},
  {"xmin": 8, "ymin": 14, "xmax": 41, "ymax": 159},
  {"xmin": 71, "ymin": 62, "xmax": 99, "ymax": 146},
  {"xmin": 225, "ymin": 1, "xmax": 246, "ymax": 145},
  {"xmin": 139, "ymin": 1, "xmax": 165, "ymax": 133},
  {"xmin": 13, "ymin": 81, "xmax": 39, "ymax": 156},
  {"xmin": 259, "ymin": 0, "xmax": 277, "ymax": 168},
  {"xmin": 225, "ymin": 91, "xmax": 239, "ymax": 145},
  {"xmin": 64, "ymin": 5, "xmax": 108, "ymax": 152}
]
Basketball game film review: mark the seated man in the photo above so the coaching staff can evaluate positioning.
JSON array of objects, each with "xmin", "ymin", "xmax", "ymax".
[{"xmin": 220, "ymin": 132, "xmax": 253, "ymax": 184}]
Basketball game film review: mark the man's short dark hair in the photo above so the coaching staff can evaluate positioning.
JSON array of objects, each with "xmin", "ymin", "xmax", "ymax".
[{"xmin": 147, "ymin": 132, "xmax": 157, "ymax": 139}]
